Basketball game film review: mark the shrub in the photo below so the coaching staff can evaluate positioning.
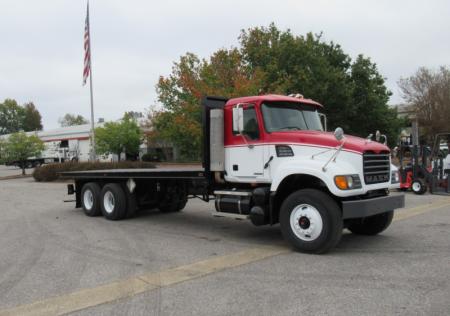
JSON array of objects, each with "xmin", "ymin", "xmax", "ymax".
[
  {"xmin": 33, "ymin": 161, "xmax": 155, "ymax": 182},
  {"xmin": 141, "ymin": 153, "xmax": 161, "ymax": 162}
]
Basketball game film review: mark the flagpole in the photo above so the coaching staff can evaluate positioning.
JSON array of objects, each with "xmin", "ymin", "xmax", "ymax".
[{"xmin": 87, "ymin": 2, "xmax": 96, "ymax": 161}]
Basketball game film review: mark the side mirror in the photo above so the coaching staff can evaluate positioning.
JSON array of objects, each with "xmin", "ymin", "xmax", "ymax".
[
  {"xmin": 232, "ymin": 106, "xmax": 244, "ymax": 134},
  {"xmin": 334, "ymin": 127, "xmax": 344, "ymax": 142}
]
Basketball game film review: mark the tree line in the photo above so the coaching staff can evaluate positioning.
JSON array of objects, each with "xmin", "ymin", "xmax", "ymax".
[
  {"xmin": 0, "ymin": 99, "xmax": 43, "ymax": 135},
  {"xmin": 2, "ymin": 24, "xmax": 447, "ymax": 164},
  {"xmin": 150, "ymin": 23, "xmax": 449, "ymax": 160},
  {"xmin": 150, "ymin": 24, "xmax": 404, "ymax": 160},
  {"xmin": 0, "ymin": 98, "xmax": 94, "ymax": 136}
]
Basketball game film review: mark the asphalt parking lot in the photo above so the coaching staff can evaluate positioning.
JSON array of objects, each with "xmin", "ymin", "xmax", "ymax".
[
  {"xmin": 0, "ymin": 165, "xmax": 33, "ymax": 178},
  {"xmin": 0, "ymin": 175, "xmax": 449, "ymax": 316}
]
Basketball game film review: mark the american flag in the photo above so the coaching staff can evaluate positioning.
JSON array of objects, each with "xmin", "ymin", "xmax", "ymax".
[{"xmin": 83, "ymin": 2, "xmax": 91, "ymax": 86}]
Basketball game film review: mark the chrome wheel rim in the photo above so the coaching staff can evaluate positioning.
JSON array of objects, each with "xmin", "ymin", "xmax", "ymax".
[
  {"xmin": 83, "ymin": 189, "xmax": 94, "ymax": 210},
  {"xmin": 290, "ymin": 204, "xmax": 323, "ymax": 241},
  {"xmin": 103, "ymin": 191, "xmax": 115, "ymax": 214}
]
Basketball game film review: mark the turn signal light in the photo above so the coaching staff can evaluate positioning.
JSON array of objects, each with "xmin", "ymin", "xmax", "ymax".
[
  {"xmin": 334, "ymin": 175, "xmax": 362, "ymax": 190},
  {"xmin": 334, "ymin": 176, "xmax": 349, "ymax": 190}
]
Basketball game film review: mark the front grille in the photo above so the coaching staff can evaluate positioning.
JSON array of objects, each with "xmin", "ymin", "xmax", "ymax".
[{"xmin": 363, "ymin": 151, "xmax": 390, "ymax": 184}]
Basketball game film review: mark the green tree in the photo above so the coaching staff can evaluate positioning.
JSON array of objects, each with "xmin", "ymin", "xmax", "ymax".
[
  {"xmin": 4, "ymin": 132, "xmax": 44, "ymax": 175},
  {"xmin": 0, "ymin": 137, "xmax": 5, "ymax": 163},
  {"xmin": 22, "ymin": 102, "xmax": 43, "ymax": 131},
  {"xmin": 0, "ymin": 99, "xmax": 25, "ymax": 135},
  {"xmin": 346, "ymin": 55, "xmax": 401, "ymax": 146},
  {"xmin": 153, "ymin": 24, "xmax": 402, "ymax": 158},
  {"xmin": 95, "ymin": 116, "xmax": 141, "ymax": 161},
  {"xmin": 153, "ymin": 49, "xmax": 264, "ymax": 160},
  {"xmin": 59, "ymin": 113, "xmax": 89, "ymax": 127},
  {"xmin": 239, "ymin": 24, "xmax": 402, "ymax": 141},
  {"xmin": 239, "ymin": 25, "xmax": 353, "ymax": 131}
]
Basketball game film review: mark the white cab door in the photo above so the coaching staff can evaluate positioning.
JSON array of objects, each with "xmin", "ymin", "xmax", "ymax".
[{"xmin": 227, "ymin": 145, "xmax": 265, "ymax": 179}]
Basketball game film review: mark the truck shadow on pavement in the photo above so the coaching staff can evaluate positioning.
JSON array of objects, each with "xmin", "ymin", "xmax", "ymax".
[
  {"xmin": 122, "ymin": 207, "xmax": 399, "ymax": 253},
  {"xmin": 335, "ymin": 233, "xmax": 400, "ymax": 254},
  {"xmin": 131, "ymin": 207, "xmax": 285, "ymax": 247}
]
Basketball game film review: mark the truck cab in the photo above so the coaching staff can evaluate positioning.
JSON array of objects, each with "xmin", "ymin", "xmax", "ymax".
[
  {"xmin": 222, "ymin": 95, "xmax": 394, "ymax": 195},
  {"xmin": 205, "ymin": 94, "xmax": 404, "ymax": 252}
]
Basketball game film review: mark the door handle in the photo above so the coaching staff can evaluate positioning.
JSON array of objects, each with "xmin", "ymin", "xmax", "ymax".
[{"xmin": 264, "ymin": 156, "xmax": 274, "ymax": 169}]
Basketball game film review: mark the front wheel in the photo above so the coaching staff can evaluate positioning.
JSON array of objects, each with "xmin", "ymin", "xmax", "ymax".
[
  {"xmin": 348, "ymin": 211, "xmax": 394, "ymax": 235},
  {"xmin": 412, "ymin": 178, "xmax": 427, "ymax": 195},
  {"xmin": 279, "ymin": 189, "xmax": 343, "ymax": 254}
]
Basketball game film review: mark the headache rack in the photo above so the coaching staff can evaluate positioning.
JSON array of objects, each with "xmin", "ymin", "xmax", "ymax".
[{"xmin": 363, "ymin": 151, "xmax": 390, "ymax": 184}]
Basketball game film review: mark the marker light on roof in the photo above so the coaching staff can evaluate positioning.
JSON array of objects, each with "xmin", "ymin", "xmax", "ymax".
[{"xmin": 288, "ymin": 93, "xmax": 304, "ymax": 99}]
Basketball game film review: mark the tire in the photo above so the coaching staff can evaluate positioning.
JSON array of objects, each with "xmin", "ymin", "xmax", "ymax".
[
  {"xmin": 279, "ymin": 189, "xmax": 343, "ymax": 254},
  {"xmin": 81, "ymin": 182, "xmax": 102, "ymax": 216},
  {"xmin": 412, "ymin": 178, "xmax": 427, "ymax": 195},
  {"xmin": 159, "ymin": 196, "xmax": 187, "ymax": 213},
  {"xmin": 158, "ymin": 184, "xmax": 188, "ymax": 213},
  {"xmin": 348, "ymin": 211, "xmax": 394, "ymax": 235},
  {"xmin": 100, "ymin": 183, "xmax": 127, "ymax": 220}
]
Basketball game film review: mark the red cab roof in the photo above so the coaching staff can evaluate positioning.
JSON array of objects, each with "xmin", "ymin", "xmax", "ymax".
[{"xmin": 226, "ymin": 94, "xmax": 323, "ymax": 108}]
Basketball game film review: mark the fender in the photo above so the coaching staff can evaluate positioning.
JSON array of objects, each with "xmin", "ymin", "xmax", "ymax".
[{"xmin": 270, "ymin": 158, "xmax": 365, "ymax": 197}]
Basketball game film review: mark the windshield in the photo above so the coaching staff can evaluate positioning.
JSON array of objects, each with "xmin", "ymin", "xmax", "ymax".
[{"xmin": 261, "ymin": 101, "xmax": 323, "ymax": 132}]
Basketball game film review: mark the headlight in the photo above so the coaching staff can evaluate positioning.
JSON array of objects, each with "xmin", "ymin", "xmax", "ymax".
[
  {"xmin": 334, "ymin": 175, "xmax": 362, "ymax": 190},
  {"xmin": 391, "ymin": 170, "xmax": 400, "ymax": 184}
]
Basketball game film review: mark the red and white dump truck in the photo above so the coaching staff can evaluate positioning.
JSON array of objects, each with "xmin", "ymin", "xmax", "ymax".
[{"xmin": 62, "ymin": 94, "xmax": 404, "ymax": 253}]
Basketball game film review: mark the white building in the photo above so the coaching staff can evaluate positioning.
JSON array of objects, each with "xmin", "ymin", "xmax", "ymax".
[
  {"xmin": 1, "ymin": 124, "xmax": 110, "ymax": 162},
  {"xmin": 1, "ymin": 118, "xmax": 173, "ymax": 162}
]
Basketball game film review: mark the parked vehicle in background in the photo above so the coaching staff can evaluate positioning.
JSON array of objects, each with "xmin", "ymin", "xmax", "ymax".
[{"xmin": 62, "ymin": 94, "xmax": 404, "ymax": 254}]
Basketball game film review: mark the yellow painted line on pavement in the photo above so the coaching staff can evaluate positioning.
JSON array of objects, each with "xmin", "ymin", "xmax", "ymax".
[
  {"xmin": 393, "ymin": 198, "xmax": 450, "ymax": 222},
  {"xmin": 0, "ymin": 277, "xmax": 156, "ymax": 316},
  {"xmin": 1, "ymin": 196, "xmax": 450, "ymax": 316},
  {"xmin": 0, "ymin": 246, "xmax": 288, "ymax": 316}
]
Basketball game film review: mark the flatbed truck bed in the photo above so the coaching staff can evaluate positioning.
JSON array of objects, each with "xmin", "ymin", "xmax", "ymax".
[{"xmin": 60, "ymin": 167, "xmax": 206, "ymax": 180}]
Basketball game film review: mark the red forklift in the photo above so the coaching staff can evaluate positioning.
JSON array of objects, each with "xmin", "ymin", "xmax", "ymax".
[{"xmin": 397, "ymin": 129, "xmax": 450, "ymax": 195}]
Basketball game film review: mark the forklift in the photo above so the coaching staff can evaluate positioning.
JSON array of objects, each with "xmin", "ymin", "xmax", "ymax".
[{"xmin": 397, "ymin": 123, "xmax": 450, "ymax": 195}]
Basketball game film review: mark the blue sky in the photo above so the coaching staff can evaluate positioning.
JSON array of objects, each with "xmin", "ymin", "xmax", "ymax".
[{"xmin": 0, "ymin": 0, "xmax": 449, "ymax": 129}]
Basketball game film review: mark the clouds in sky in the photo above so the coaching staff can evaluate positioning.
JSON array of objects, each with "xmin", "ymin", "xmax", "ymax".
[{"xmin": 0, "ymin": 0, "xmax": 449, "ymax": 129}]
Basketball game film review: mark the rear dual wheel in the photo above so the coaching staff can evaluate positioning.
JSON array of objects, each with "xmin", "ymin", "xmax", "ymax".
[
  {"xmin": 81, "ymin": 182, "xmax": 102, "ymax": 216},
  {"xmin": 158, "ymin": 184, "xmax": 188, "ymax": 213},
  {"xmin": 100, "ymin": 183, "xmax": 128, "ymax": 220},
  {"xmin": 81, "ymin": 182, "xmax": 135, "ymax": 220}
]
